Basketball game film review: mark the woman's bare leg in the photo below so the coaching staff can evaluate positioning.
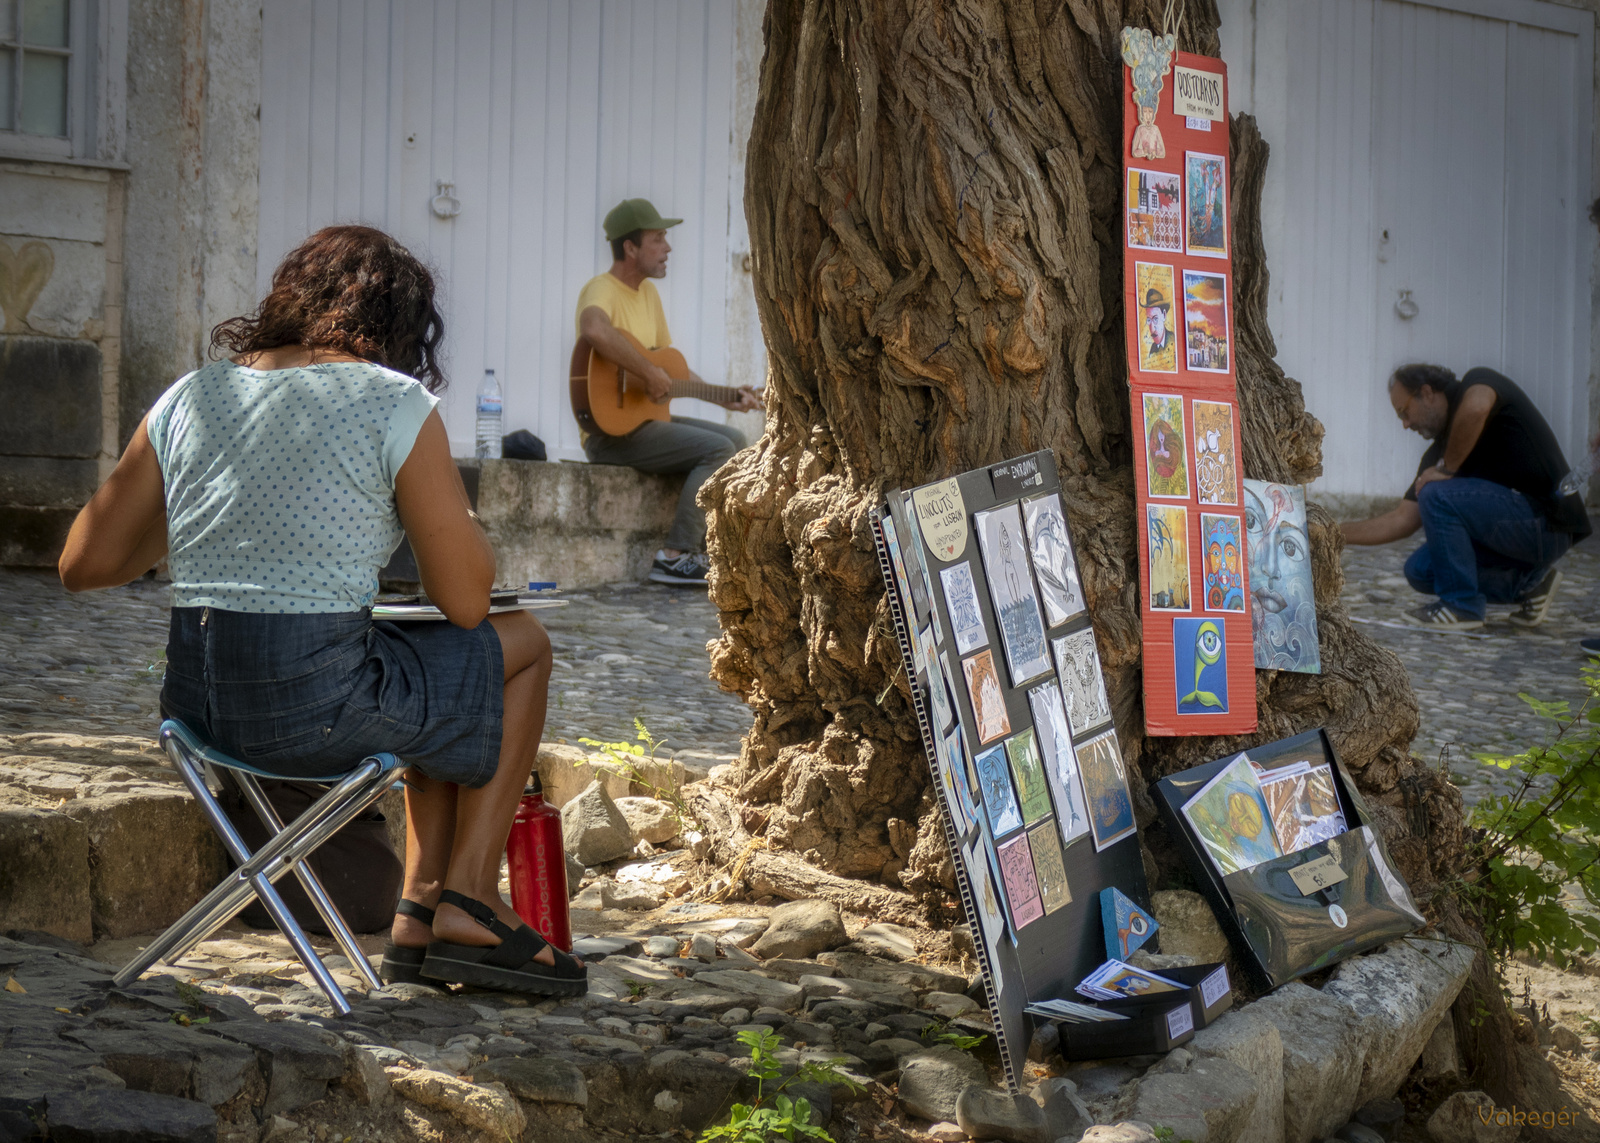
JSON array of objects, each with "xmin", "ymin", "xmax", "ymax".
[{"xmin": 392, "ymin": 611, "xmax": 555, "ymax": 959}]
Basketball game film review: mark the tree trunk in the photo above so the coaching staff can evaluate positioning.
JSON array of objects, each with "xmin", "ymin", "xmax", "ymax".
[{"xmin": 701, "ymin": 0, "xmax": 1457, "ymax": 908}]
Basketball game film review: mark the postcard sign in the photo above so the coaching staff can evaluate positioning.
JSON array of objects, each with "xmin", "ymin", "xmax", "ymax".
[
  {"xmin": 1123, "ymin": 46, "xmax": 1256, "ymax": 737},
  {"xmin": 913, "ymin": 479, "xmax": 969, "ymax": 561}
]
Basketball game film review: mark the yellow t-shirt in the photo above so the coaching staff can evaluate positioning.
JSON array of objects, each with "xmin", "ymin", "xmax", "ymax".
[{"xmin": 574, "ymin": 273, "xmax": 672, "ymax": 349}]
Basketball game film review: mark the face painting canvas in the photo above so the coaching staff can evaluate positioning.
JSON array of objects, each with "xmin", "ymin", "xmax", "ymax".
[
  {"xmin": 1135, "ymin": 262, "xmax": 1179, "ymax": 373},
  {"xmin": 963, "ymin": 836, "xmax": 1010, "ymax": 952},
  {"xmin": 974, "ymin": 504, "xmax": 1053, "ymax": 686},
  {"xmin": 1127, "ymin": 168, "xmax": 1183, "ymax": 253},
  {"xmin": 1142, "ymin": 392, "xmax": 1190, "ymax": 499},
  {"xmin": 1027, "ymin": 823, "xmax": 1073, "ymax": 914},
  {"xmin": 1201, "ymin": 514, "xmax": 1245, "ymax": 613},
  {"xmin": 1146, "ymin": 504, "xmax": 1190, "ymax": 612},
  {"xmin": 1182, "ymin": 270, "xmax": 1230, "ymax": 374},
  {"xmin": 1192, "ymin": 400, "xmax": 1238, "ymax": 506},
  {"xmin": 1244, "ymin": 480, "xmax": 1321, "ymax": 673},
  {"xmin": 939, "ymin": 561, "xmax": 990, "ymax": 656},
  {"xmin": 1185, "ymin": 151, "xmax": 1228, "ymax": 257},
  {"xmin": 1005, "ymin": 728, "xmax": 1054, "ymax": 826},
  {"xmin": 1074, "ymin": 729, "xmax": 1137, "ymax": 851},
  {"xmin": 1026, "ymin": 682, "xmax": 1091, "ymax": 848},
  {"xmin": 974, "ymin": 742, "xmax": 1024, "ymax": 838},
  {"xmin": 1021, "ymin": 493, "xmax": 1086, "ymax": 628},
  {"xmin": 1174, "ymin": 617, "xmax": 1229, "ymax": 715},
  {"xmin": 997, "ymin": 831, "xmax": 1046, "ymax": 930},
  {"xmin": 1051, "ymin": 629, "xmax": 1112, "ymax": 737},
  {"xmin": 962, "ymin": 649, "xmax": 1011, "ymax": 744},
  {"xmin": 1181, "ymin": 754, "xmax": 1282, "ymax": 875}
]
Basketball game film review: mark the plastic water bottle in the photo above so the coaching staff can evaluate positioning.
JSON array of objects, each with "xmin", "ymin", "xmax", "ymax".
[
  {"xmin": 475, "ymin": 368, "xmax": 502, "ymax": 459},
  {"xmin": 1558, "ymin": 447, "xmax": 1598, "ymax": 497}
]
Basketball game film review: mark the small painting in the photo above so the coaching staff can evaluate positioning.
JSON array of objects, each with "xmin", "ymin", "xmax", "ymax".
[
  {"xmin": 963, "ymin": 836, "xmax": 1010, "ymax": 952},
  {"xmin": 962, "ymin": 649, "xmax": 1011, "ymax": 744},
  {"xmin": 996, "ymin": 831, "xmax": 1046, "ymax": 930},
  {"xmin": 974, "ymin": 504, "xmax": 1054, "ymax": 686},
  {"xmin": 1005, "ymin": 728, "xmax": 1054, "ymax": 826},
  {"xmin": 1182, "ymin": 270, "xmax": 1230, "ymax": 374},
  {"xmin": 1135, "ymin": 262, "xmax": 1179, "ymax": 373},
  {"xmin": 1127, "ymin": 168, "xmax": 1183, "ymax": 252},
  {"xmin": 939, "ymin": 561, "xmax": 990, "ymax": 655},
  {"xmin": 1185, "ymin": 151, "xmax": 1228, "ymax": 257},
  {"xmin": 1027, "ymin": 823, "xmax": 1073, "ymax": 914},
  {"xmin": 1174, "ymin": 616, "xmax": 1230, "ymax": 715},
  {"xmin": 1146, "ymin": 504, "xmax": 1190, "ymax": 611},
  {"xmin": 902, "ymin": 503, "xmax": 945, "ymax": 645},
  {"xmin": 1051, "ymin": 629, "xmax": 1112, "ymax": 737},
  {"xmin": 1142, "ymin": 392, "xmax": 1190, "ymax": 499},
  {"xmin": 923, "ymin": 628, "xmax": 954, "ymax": 728},
  {"xmin": 945, "ymin": 726, "xmax": 980, "ymax": 835},
  {"xmin": 1201, "ymin": 514, "xmax": 1246, "ymax": 613},
  {"xmin": 974, "ymin": 742, "xmax": 1024, "ymax": 838},
  {"xmin": 881, "ymin": 516, "xmax": 915, "ymax": 611},
  {"xmin": 1021, "ymin": 493, "xmax": 1086, "ymax": 628},
  {"xmin": 1192, "ymin": 400, "xmax": 1238, "ymax": 506},
  {"xmin": 933, "ymin": 730, "xmax": 971, "ymax": 836},
  {"xmin": 1027, "ymin": 682, "xmax": 1092, "ymax": 848},
  {"xmin": 1181, "ymin": 754, "xmax": 1281, "ymax": 875},
  {"xmin": 1244, "ymin": 480, "xmax": 1321, "ymax": 674},
  {"xmin": 1075, "ymin": 729, "xmax": 1137, "ymax": 851}
]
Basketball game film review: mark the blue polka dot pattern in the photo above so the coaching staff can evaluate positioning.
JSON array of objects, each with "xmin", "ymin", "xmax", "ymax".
[{"xmin": 146, "ymin": 360, "xmax": 440, "ymax": 613}]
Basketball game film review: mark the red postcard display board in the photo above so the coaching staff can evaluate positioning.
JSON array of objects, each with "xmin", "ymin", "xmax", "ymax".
[{"xmin": 1122, "ymin": 47, "xmax": 1257, "ymax": 737}]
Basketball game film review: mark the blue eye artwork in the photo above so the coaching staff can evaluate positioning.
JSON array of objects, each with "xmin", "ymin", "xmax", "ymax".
[{"xmin": 1174, "ymin": 616, "xmax": 1229, "ymax": 715}]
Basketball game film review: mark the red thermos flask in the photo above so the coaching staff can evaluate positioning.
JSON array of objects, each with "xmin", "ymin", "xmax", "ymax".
[{"xmin": 505, "ymin": 773, "xmax": 572, "ymax": 952}]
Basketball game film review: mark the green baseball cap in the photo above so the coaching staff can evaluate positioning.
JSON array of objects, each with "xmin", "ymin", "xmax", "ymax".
[{"xmin": 603, "ymin": 198, "xmax": 682, "ymax": 241}]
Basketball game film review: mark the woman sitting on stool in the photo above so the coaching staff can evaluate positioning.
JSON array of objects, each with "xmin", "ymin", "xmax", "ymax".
[{"xmin": 58, "ymin": 225, "xmax": 584, "ymax": 996}]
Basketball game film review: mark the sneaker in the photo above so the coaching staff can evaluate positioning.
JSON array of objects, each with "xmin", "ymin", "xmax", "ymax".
[
  {"xmin": 1508, "ymin": 568, "xmax": 1562, "ymax": 628},
  {"xmin": 1401, "ymin": 601, "xmax": 1484, "ymax": 632},
  {"xmin": 649, "ymin": 551, "xmax": 709, "ymax": 586},
  {"xmin": 1580, "ymin": 636, "xmax": 1600, "ymax": 656}
]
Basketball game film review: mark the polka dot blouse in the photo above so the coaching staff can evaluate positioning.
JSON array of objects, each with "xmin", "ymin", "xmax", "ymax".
[{"xmin": 146, "ymin": 360, "xmax": 439, "ymax": 613}]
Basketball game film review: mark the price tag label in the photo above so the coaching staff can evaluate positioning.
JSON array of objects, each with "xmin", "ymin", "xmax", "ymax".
[
  {"xmin": 1199, "ymin": 965, "xmax": 1230, "ymax": 1009},
  {"xmin": 1287, "ymin": 853, "xmax": 1347, "ymax": 896},
  {"xmin": 1165, "ymin": 1003, "xmax": 1194, "ymax": 1041}
]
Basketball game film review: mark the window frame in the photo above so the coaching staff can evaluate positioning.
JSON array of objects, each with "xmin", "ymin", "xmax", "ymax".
[{"xmin": 0, "ymin": 0, "xmax": 98, "ymax": 162}]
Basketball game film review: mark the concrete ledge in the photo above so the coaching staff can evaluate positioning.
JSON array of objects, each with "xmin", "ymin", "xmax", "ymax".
[{"xmin": 464, "ymin": 458, "xmax": 682, "ymax": 590}]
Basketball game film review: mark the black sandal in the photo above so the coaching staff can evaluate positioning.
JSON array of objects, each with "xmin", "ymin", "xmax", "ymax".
[
  {"xmin": 420, "ymin": 890, "xmax": 587, "ymax": 997},
  {"xmin": 378, "ymin": 899, "xmax": 436, "ymax": 985}
]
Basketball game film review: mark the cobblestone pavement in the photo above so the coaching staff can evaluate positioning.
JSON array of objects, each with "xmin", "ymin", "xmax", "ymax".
[
  {"xmin": 1338, "ymin": 534, "xmax": 1600, "ymax": 805},
  {"xmin": 0, "ymin": 570, "xmax": 754, "ymax": 768}
]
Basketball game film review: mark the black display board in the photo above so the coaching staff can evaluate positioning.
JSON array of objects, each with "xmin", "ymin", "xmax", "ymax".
[
  {"xmin": 1153, "ymin": 729, "xmax": 1426, "ymax": 989},
  {"xmin": 874, "ymin": 450, "xmax": 1150, "ymax": 1090}
]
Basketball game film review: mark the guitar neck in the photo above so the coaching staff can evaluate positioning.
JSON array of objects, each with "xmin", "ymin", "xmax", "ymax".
[{"xmin": 620, "ymin": 370, "xmax": 739, "ymax": 406}]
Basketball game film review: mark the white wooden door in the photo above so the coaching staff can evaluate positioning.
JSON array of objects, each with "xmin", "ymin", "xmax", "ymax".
[
  {"xmin": 258, "ymin": 0, "xmax": 747, "ymax": 459},
  {"xmin": 1239, "ymin": 0, "xmax": 1593, "ymax": 501}
]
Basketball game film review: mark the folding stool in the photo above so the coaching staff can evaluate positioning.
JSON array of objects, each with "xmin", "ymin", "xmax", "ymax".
[{"xmin": 114, "ymin": 719, "xmax": 404, "ymax": 1015}]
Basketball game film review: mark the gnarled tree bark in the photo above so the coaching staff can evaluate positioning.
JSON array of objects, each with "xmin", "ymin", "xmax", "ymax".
[{"xmin": 701, "ymin": 0, "xmax": 1457, "ymax": 912}]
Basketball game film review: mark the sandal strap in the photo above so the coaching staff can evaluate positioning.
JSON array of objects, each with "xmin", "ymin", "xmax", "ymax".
[
  {"xmin": 395, "ymin": 898, "xmax": 436, "ymax": 925},
  {"xmin": 439, "ymin": 889, "xmax": 520, "ymax": 941},
  {"xmin": 482, "ymin": 924, "xmax": 551, "ymax": 970}
]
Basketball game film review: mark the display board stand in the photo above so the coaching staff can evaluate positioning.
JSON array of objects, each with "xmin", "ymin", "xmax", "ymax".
[{"xmin": 875, "ymin": 450, "xmax": 1150, "ymax": 1090}]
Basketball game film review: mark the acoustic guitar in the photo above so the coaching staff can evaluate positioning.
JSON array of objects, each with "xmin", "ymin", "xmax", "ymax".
[{"xmin": 569, "ymin": 329, "xmax": 749, "ymax": 438}]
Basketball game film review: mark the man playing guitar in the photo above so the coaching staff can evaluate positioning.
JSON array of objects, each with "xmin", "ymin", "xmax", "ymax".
[{"xmin": 575, "ymin": 199, "xmax": 760, "ymax": 586}]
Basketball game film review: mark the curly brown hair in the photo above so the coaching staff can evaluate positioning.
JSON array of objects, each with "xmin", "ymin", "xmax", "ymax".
[{"xmin": 210, "ymin": 225, "xmax": 447, "ymax": 391}]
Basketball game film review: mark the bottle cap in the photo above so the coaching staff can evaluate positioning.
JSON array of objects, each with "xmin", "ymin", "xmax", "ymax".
[{"xmin": 525, "ymin": 771, "xmax": 543, "ymax": 797}]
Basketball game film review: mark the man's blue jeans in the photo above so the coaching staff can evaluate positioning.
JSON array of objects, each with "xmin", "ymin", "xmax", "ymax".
[{"xmin": 1403, "ymin": 477, "xmax": 1570, "ymax": 619}]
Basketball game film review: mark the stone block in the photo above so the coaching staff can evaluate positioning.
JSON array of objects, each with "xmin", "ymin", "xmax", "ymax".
[
  {"xmin": 537, "ymin": 745, "xmax": 630, "ymax": 809},
  {"xmin": 560, "ymin": 780, "xmax": 634, "ymax": 865},
  {"xmin": 61, "ymin": 792, "xmax": 229, "ymax": 939},
  {"xmin": 1415, "ymin": 1014, "xmax": 1461, "ymax": 1081},
  {"xmin": 45, "ymin": 1087, "xmax": 216, "ymax": 1143},
  {"xmin": 1150, "ymin": 889, "xmax": 1230, "ymax": 963},
  {"xmin": 616, "ymin": 797, "xmax": 681, "ymax": 844},
  {"xmin": 472, "ymin": 1056, "xmax": 587, "ymax": 1106},
  {"xmin": 0, "ymin": 505, "xmax": 77, "ymax": 566},
  {"xmin": 0, "ymin": 166, "xmax": 111, "ymax": 242},
  {"xmin": 1188, "ymin": 1006, "xmax": 1284, "ymax": 1143},
  {"xmin": 1127, "ymin": 1056, "xmax": 1258, "ymax": 1143},
  {"xmin": 0, "ymin": 456, "xmax": 99, "ymax": 507},
  {"xmin": 387, "ymin": 1069, "xmax": 525, "ymax": 1139},
  {"xmin": 753, "ymin": 899, "xmax": 848, "ymax": 960},
  {"xmin": 1320, "ymin": 938, "xmax": 1475, "ymax": 1104},
  {"xmin": 0, "ymin": 336, "xmax": 102, "ymax": 457},
  {"xmin": 201, "ymin": 1020, "xmax": 346, "ymax": 1116},
  {"xmin": 1250, "ymin": 982, "xmax": 1377, "ymax": 1143},
  {"xmin": 1425, "ymin": 1090, "xmax": 1518, "ymax": 1142},
  {"xmin": 955, "ymin": 1085, "xmax": 1051, "ymax": 1143},
  {"xmin": 896, "ymin": 1046, "xmax": 987, "ymax": 1124},
  {"xmin": 0, "ymin": 807, "xmax": 91, "ymax": 941}
]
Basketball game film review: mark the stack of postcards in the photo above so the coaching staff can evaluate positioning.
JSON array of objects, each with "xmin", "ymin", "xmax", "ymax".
[
  {"xmin": 1023, "ymin": 998, "xmax": 1130, "ymax": 1024},
  {"xmin": 1073, "ymin": 959, "xmax": 1185, "ymax": 1002}
]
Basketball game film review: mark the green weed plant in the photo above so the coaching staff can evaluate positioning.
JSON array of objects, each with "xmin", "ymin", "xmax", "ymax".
[
  {"xmin": 578, "ymin": 718, "xmax": 691, "ymax": 824},
  {"xmin": 699, "ymin": 1028, "xmax": 863, "ymax": 1143},
  {"xmin": 1460, "ymin": 663, "xmax": 1600, "ymax": 964}
]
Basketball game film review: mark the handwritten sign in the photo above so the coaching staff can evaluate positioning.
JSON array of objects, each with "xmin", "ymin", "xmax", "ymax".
[
  {"xmin": 1165, "ymin": 1002, "xmax": 1194, "ymax": 1041},
  {"xmin": 912, "ymin": 479, "xmax": 968, "ymax": 562},
  {"xmin": 990, "ymin": 455, "xmax": 1045, "ymax": 499},
  {"xmin": 1173, "ymin": 65, "xmax": 1223, "ymax": 121},
  {"xmin": 1287, "ymin": 853, "xmax": 1347, "ymax": 896}
]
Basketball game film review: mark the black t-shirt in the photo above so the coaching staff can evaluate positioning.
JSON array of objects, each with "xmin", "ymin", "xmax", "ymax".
[{"xmin": 1403, "ymin": 367, "xmax": 1591, "ymax": 538}]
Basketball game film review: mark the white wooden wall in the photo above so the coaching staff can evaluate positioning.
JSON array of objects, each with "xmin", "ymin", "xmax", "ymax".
[
  {"xmin": 257, "ymin": 0, "xmax": 751, "ymax": 459},
  {"xmin": 1218, "ymin": 0, "xmax": 1595, "ymax": 501}
]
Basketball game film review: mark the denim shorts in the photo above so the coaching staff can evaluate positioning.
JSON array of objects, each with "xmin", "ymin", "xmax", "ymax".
[{"xmin": 161, "ymin": 607, "xmax": 504, "ymax": 787}]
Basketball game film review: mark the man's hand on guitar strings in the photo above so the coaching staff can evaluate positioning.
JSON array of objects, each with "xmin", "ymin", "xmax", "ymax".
[{"xmin": 728, "ymin": 386, "xmax": 762, "ymax": 413}]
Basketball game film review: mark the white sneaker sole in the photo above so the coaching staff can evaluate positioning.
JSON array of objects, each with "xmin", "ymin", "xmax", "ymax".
[{"xmin": 648, "ymin": 570, "xmax": 708, "ymax": 586}]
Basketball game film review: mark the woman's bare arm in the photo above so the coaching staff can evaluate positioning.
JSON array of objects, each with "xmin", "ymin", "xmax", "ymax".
[
  {"xmin": 395, "ymin": 410, "xmax": 496, "ymax": 628},
  {"xmin": 59, "ymin": 417, "xmax": 169, "ymax": 592}
]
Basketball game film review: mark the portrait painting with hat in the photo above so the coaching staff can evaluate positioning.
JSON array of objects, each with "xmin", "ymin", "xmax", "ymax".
[{"xmin": 1135, "ymin": 261, "xmax": 1178, "ymax": 373}]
